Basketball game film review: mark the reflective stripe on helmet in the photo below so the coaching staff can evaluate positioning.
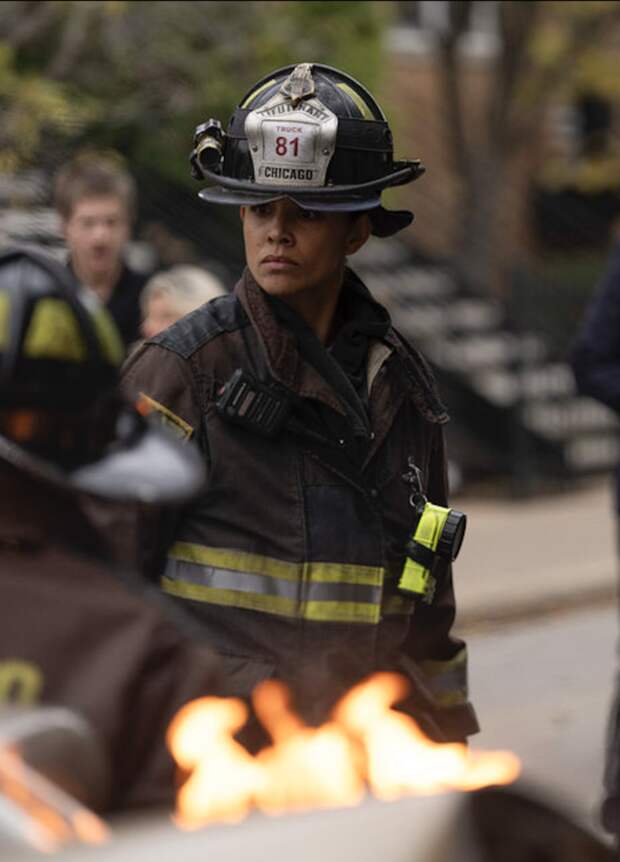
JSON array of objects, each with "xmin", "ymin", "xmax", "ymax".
[
  {"xmin": 240, "ymin": 78, "xmax": 277, "ymax": 109},
  {"xmin": 26, "ymin": 298, "xmax": 88, "ymax": 360},
  {"xmin": 0, "ymin": 293, "xmax": 123, "ymax": 365},
  {"xmin": 91, "ymin": 306, "xmax": 125, "ymax": 366},
  {"xmin": 0, "ymin": 296, "xmax": 122, "ymax": 366},
  {"xmin": 418, "ymin": 648, "xmax": 469, "ymax": 707},
  {"xmin": 162, "ymin": 541, "xmax": 384, "ymax": 624},
  {"xmin": 335, "ymin": 82, "xmax": 375, "ymax": 120}
]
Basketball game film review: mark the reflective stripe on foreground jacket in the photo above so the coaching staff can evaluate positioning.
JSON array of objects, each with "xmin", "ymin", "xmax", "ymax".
[
  {"xmin": 164, "ymin": 543, "xmax": 384, "ymax": 623},
  {"xmin": 122, "ymin": 267, "xmax": 479, "ymax": 740}
]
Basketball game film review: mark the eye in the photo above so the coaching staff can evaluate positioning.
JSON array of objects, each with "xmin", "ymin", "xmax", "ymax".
[
  {"xmin": 249, "ymin": 204, "xmax": 271, "ymax": 216},
  {"xmin": 300, "ymin": 209, "xmax": 323, "ymax": 221}
]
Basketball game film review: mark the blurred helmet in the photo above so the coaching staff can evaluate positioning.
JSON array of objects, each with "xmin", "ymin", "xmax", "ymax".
[
  {"xmin": 191, "ymin": 62, "xmax": 424, "ymax": 237},
  {"xmin": 0, "ymin": 246, "xmax": 204, "ymax": 502},
  {"xmin": 0, "ymin": 247, "xmax": 123, "ymax": 410}
]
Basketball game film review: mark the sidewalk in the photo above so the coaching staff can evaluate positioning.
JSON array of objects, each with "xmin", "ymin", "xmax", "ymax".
[{"xmin": 452, "ymin": 478, "xmax": 619, "ymax": 631}]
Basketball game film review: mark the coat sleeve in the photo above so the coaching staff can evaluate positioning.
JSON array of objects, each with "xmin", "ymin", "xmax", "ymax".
[
  {"xmin": 114, "ymin": 343, "xmax": 206, "ymax": 580},
  {"xmin": 400, "ymin": 424, "xmax": 480, "ymax": 742},
  {"xmin": 570, "ymin": 242, "xmax": 620, "ymax": 413},
  {"xmin": 122, "ymin": 342, "xmax": 204, "ymax": 442}
]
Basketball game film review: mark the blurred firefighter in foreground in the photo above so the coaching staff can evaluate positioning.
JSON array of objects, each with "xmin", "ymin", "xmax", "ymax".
[
  {"xmin": 122, "ymin": 63, "xmax": 479, "ymax": 741},
  {"xmin": 0, "ymin": 247, "xmax": 221, "ymax": 812}
]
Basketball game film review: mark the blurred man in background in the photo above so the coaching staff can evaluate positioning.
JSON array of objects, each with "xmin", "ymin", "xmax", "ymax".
[
  {"xmin": 570, "ymin": 227, "xmax": 620, "ymax": 848},
  {"xmin": 54, "ymin": 153, "xmax": 148, "ymax": 351},
  {"xmin": 0, "ymin": 247, "xmax": 220, "ymax": 813},
  {"xmin": 140, "ymin": 264, "xmax": 226, "ymax": 341}
]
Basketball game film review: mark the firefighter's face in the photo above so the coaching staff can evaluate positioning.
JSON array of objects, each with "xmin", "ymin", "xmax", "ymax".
[
  {"xmin": 240, "ymin": 199, "xmax": 370, "ymax": 303},
  {"xmin": 62, "ymin": 196, "xmax": 130, "ymax": 284}
]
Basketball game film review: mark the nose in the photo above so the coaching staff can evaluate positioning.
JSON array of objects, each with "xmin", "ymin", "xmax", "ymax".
[
  {"xmin": 91, "ymin": 219, "xmax": 111, "ymax": 243},
  {"xmin": 267, "ymin": 208, "xmax": 293, "ymax": 246}
]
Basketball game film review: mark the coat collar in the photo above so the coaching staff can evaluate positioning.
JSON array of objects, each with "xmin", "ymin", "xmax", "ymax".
[
  {"xmin": 235, "ymin": 268, "xmax": 345, "ymax": 415},
  {"xmin": 384, "ymin": 329, "xmax": 449, "ymax": 424},
  {"xmin": 234, "ymin": 267, "xmax": 448, "ymax": 425}
]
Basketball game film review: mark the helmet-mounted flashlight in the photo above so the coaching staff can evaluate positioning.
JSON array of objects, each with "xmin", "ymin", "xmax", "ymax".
[
  {"xmin": 190, "ymin": 118, "xmax": 225, "ymax": 179},
  {"xmin": 398, "ymin": 458, "xmax": 467, "ymax": 604}
]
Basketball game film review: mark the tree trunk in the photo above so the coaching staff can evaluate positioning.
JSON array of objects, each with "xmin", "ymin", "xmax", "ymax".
[
  {"xmin": 453, "ymin": 150, "xmax": 506, "ymax": 294},
  {"xmin": 436, "ymin": 1, "xmax": 541, "ymax": 295}
]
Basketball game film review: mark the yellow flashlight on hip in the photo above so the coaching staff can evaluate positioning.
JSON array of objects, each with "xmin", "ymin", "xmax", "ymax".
[{"xmin": 398, "ymin": 459, "xmax": 467, "ymax": 603}]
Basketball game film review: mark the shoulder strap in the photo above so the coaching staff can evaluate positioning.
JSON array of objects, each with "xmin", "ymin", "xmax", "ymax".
[{"xmin": 150, "ymin": 294, "xmax": 250, "ymax": 359}]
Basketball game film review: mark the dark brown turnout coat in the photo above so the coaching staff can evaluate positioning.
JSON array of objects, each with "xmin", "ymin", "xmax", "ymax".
[{"xmin": 122, "ymin": 267, "xmax": 479, "ymax": 741}]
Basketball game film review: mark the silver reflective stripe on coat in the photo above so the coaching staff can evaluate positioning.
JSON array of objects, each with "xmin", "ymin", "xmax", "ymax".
[{"xmin": 162, "ymin": 542, "xmax": 384, "ymax": 624}]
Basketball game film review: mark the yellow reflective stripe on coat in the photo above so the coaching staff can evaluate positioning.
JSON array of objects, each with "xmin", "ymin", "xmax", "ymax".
[
  {"xmin": 418, "ymin": 647, "xmax": 469, "ymax": 707},
  {"xmin": 163, "ymin": 542, "xmax": 384, "ymax": 624},
  {"xmin": 0, "ymin": 660, "xmax": 43, "ymax": 705}
]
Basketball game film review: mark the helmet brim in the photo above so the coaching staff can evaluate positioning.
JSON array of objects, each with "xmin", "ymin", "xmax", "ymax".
[
  {"xmin": 0, "ymin": 407, "xmax": 205, "ymax": 504},
  {"xmin": 198, "ymin": 159, "xmax": 422, "ymax": 200},
  {"xmin": 368, "ymin": 206, "xmax": 414, "ymax": 237},
  {"xmin": 198, "ymin": 188, "xmax": 414, "ymax": 237}
]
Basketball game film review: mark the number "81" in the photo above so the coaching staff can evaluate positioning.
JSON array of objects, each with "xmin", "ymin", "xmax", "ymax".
[{"xmin": 275, "ymin": 136, "xmax": 299, "ymax": 157}]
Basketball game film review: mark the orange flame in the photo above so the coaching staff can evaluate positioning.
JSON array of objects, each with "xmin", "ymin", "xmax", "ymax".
[
  {"xmin": 168, "ymin": 672, "xmax": 520, "ymax": 829},
  {"xmin": 167, "ymin": 697, "xmax": 263, "ymax": 827},
  {"xmin": 253, "ymin": 681, "xmax": 365, "ymax": 814},
  {"xmin": 333, "ymin": 673, "xmax": 518, "ymax": 799}
]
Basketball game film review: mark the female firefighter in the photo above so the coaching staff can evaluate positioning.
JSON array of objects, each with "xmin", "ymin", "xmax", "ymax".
[{"xmin": 122, "ymin": 63, "xmax": 479, "ymax": 742}]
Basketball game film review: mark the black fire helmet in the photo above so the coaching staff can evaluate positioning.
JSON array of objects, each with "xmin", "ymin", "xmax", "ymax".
[{"xmin": 190, "ymin": 62, "xmax": 424, "ymax": 237}]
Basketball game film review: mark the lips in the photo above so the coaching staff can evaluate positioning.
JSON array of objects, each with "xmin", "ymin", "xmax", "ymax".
[
  {"xmin": 261, "ymin": 255, "xmax": 298, "ymax": 266},
  {"xmin": 90, "ymin": 246, "xmax": 112, "ymax": 260}
]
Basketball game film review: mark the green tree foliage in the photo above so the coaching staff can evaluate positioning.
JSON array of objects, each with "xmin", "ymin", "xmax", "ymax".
[
  {"xmin": 0, "ymin": 0, "xmax": 387, "ymax": 185},
  {"xmin": 0, "ymin": 41, "xmax": 94, "ymax": 173}
]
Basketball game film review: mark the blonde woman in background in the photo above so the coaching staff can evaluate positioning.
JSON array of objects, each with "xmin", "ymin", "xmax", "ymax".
[{"xmin": 140, "ymin": 265, "xmax": 227, "ymax": 339}]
